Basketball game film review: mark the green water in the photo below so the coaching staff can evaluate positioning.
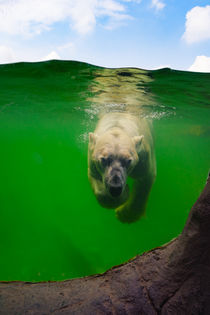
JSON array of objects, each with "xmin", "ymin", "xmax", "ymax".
[{"xmin": 0, "ymin": 61, "xmax": 209, "ymax": 281}]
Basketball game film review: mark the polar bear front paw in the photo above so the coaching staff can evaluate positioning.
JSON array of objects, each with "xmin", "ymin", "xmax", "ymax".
[{"xmin": 115, "ymin": 203, "xmax": 142, "ymax": 223}]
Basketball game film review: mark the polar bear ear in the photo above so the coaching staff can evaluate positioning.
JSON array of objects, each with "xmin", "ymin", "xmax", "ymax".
[
  {"xmin": 133, "ymin": 135, "xmax": 144, "ymax": 150},
  {"xmin": 89, "ymin": 132, "xmax": 98, "ymax": 145}
]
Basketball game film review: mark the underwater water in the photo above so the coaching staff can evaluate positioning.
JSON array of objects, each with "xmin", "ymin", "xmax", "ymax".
[{"xmin": 0, "ymin": 60, "xmax": 209, "ymax": 282}]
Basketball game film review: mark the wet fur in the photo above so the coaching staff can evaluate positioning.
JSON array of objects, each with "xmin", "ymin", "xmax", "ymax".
[{"xmin": 88, "ymin": 112, "xmax": 156, "ymax": 223}]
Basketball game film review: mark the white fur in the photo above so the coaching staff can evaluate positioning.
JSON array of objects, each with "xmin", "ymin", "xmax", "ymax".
[{"xmin": 88, "ymin": 112, "xmax": 156, "ymax": 223}]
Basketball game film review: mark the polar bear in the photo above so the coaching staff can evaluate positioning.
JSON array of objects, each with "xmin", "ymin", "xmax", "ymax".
[{"xmin": 88, "ymin": 112, "xmax": 156, "ymax": 223}]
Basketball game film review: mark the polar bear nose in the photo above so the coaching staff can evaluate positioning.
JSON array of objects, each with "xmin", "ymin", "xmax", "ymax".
[{"xmin": 107, "ymin": 167, "xmax": 125, "ymax": 197}]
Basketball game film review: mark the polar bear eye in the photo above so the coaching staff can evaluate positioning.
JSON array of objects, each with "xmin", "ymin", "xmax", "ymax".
[
  {"xmin": 127, "ymin": 159, "xmax": 132, "ymax": 167},
  {"xmin": 101, "ymin": 157, "xmax": 112, "ymax": 167},
  {"xmin": 121, "ymin": 158, "xmax": 132, "ymax": 168},
  {"xmin": 101, "ymin": 157, "xmax": 106, "ymax": 166}
]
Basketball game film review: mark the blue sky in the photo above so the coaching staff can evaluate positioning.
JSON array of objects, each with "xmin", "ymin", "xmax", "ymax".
[{"xmin": 0, "ymin": 0, "xmax": 210, "ymax": 71}]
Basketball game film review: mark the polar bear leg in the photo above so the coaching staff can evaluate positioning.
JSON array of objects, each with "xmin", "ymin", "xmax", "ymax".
[{"xmin": 115, "ymin": 175, "xmax": 154, "ymax": 223}]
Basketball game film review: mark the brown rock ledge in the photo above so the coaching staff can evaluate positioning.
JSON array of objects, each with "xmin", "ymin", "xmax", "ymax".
[{"xmin": 0, "ymin": 174, "xmax": 210, "ymax": 315}]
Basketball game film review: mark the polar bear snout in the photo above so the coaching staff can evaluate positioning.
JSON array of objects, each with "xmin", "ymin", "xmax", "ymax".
[{"xmin": 105, "ymin": 167, "xmax": 126, "ymax": 197}]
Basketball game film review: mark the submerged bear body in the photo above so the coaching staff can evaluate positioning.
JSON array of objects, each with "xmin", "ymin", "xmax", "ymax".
[{"xmin": 88, "ymin": 112, "xmax": 156, "ymax": 223}]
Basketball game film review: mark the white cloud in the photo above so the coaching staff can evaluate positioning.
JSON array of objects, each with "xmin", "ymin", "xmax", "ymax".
[
  {"xmin": 0, "ymin": 45, "xmax": 15, "ymax": 64},
  {"xmin": 0, "ymin": 0, "xmax": 135, "ymax": 37},
  {"xmin": 121, "ymin": 0, "xmax": 141, "ymax": 2},
  {"xmin": 0, "ymin": 45, "xmax": 62, "ymax": 64},
  {"xmin": 103, "ymin": 12, "xmax": 133, "ymax": 30},
  {"xmin": 40, "ymin": 51, "xmax": 61, "ymax": 61},
  {"xmin": 150, "ymin": 0, "xmax": 165, "ymax": 11},
  {"xmin": 58, "ymin": 42, "xmax": 75, "ymax": 52},
  {"xmin": 150, "ymin": 64, "xmax": 171, "ymax": 70},
  {"xmin": 182, "ymin": 5, "xmax": 210, "ymax": 44},
  {"xmin": 188, "ymin": 56, "xmax": 210, "ymax": 73},
  {"xmin": 58, "ymin": 41, "xmax": 76, "ymax": 57}
]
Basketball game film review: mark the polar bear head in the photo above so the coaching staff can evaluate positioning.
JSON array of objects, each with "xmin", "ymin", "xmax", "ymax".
[{"xmin": 89, "ymin": 129, "xmax": 143, "ymax": 198}]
